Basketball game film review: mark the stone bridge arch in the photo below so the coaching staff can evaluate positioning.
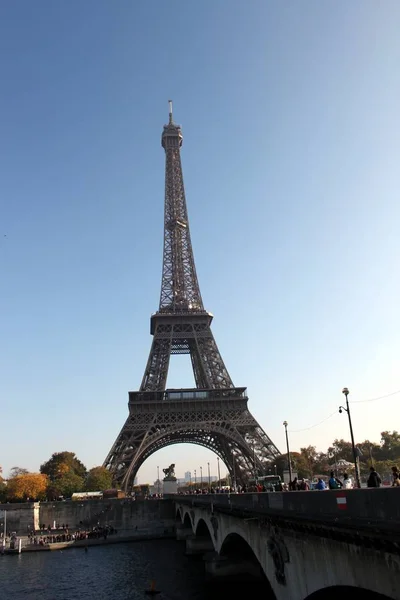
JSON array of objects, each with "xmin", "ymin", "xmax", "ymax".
[
  {"xmin": 175, "ymin": 507, "xmax": 182, "ymax": 522},
  {"xmin": 195, "ymin": 517, "xmax": 214, "ymax": 541},
  {"xmin": 219, "ymin": 532, "xmax": 277, "ymax": 593},
  {"xmin": 182, "ymin": 510, "xmax": 193, "ymax": 530}
]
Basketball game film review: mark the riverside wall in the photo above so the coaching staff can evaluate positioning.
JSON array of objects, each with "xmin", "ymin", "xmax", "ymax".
[
  {"xmin": 0, "ymin": 499, "xmax": 176, "ymax": 536},
  {"xmin": 0, "ymin": 502, "xmax": 39, "ymax": 533}
]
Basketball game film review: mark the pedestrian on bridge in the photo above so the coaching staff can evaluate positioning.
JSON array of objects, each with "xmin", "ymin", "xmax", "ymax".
[{"xmin": 367, "ymin": 466, "xmax": 381, "ymax": 488}]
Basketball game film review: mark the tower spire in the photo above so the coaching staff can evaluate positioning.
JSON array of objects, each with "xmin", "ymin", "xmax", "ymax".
[
  {"xmin": 160, "ymin": 102, "xmax": 203, "ymax": 313},
  {"xmin": 168, "ymin": 99, "xmax": 173, "ymax": 124}
]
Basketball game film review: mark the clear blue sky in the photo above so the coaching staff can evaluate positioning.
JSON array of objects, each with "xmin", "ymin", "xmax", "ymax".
[{"xmin": 1, "ymin": 1, "xmax": 400, "ymax": 483}]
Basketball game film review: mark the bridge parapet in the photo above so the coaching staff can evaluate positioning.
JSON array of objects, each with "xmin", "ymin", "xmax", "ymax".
[{"xmin": 176, "ymin": 488, "xmax": 400, "ymax": 534}]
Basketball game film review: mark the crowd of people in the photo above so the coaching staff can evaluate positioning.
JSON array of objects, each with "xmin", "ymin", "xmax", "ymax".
[
  {"xmin": 29, "ymin": 524, "xmax": 118, "ymax": 546},
  {"xmin": 175, "ymin": 465, "xmax": 400, "ymax": 495}
]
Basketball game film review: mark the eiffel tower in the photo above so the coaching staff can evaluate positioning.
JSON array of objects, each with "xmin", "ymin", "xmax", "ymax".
[{"xmin": 104, "ymin": 102, "xmax": 280, "ymax": 489}]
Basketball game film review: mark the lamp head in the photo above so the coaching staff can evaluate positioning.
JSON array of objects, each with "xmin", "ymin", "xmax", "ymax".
[
  {"xmin": 283, "ymin": 420, "xmax": 288, "ymax": 427},
  {"xmin": 342, "ymin": 387, "xmax": 349, "ymax": 396},
  {"xmin": 339, "ymin": 407, "xmax": 343, "ymax": 414}
]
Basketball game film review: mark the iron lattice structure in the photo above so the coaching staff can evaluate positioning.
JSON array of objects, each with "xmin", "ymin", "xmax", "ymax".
[{"xmin": 104, "ymin": 103, "xmax": 280, "ymax": 489}]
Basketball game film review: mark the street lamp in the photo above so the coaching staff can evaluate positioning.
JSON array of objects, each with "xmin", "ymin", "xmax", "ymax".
[
  {"xmin": 283, "ymin": 421, "xmax": 292, "ymax": 482},
  {"xmin": 217, "ymin": 457, "xmax": 221, "ymax": 486},
  {"xmin": 207, "ymin": 462, "xmax": 211, "ymax": 489},
  {"xmin": 157, "ymin": 466, "xmax": 160, "ymax": 495},
  {"xmin": 274, "ymin": 464, "xmax": 277, "ymax": 476},
  {"xmin": 339, "ymin": 387, "xmax": 361, "ymax": 488},
  {"xmin": 194, "ymin": 469, "xmax": 197, "ymax": 487},
  {"xmin": 200, "ymin": 466, "xmax": 203, "ymax": 489}
]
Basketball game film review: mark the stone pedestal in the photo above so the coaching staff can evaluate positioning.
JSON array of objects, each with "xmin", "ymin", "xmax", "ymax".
[
  {"xmin": 185, "ymin": 536, "xmax": 215, "ymax": 555},
  {"xmin": 163, "ymin": 479, "xmax": 178, "ymax": 495}
]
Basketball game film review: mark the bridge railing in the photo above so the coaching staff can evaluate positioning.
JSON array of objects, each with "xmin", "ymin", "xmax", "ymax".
[{"xmin": 175, "ymin": 488, "xmax": 400, "ymax": 532}]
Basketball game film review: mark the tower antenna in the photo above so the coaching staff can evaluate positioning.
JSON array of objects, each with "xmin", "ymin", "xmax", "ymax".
[{"xmin": 168, "ymin": 100, "xmax": 173, "ymax": 124}]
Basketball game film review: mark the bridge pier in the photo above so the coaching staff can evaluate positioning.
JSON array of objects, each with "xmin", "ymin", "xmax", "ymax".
[
  {"xmin": 204, "ymin": 552, "xmax": 264, "ymax": 582},
  {"xmin": 185, "ymin": 536, "xmax": 215, "ymax": 555},
  {"xmin": 176, "ymin": 525, "xmax": 193, "ymax": 541}
]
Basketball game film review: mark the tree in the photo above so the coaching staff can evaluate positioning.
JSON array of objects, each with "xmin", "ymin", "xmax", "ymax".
[
  {"xmin": 0, "ymin": 474, "xmax": 7, "ymax": 503},
  {"xmin": 313, "ymin": 451, "xmax": 330, "ymax": 474},
  {"xmin": 380, "ymin": 431, "xmax": 400, "ymax": 462},
  {"xmin": 266, "ymin": 455, "xmax": 288, "ymax": 478},
  {"xmin": 48, "ymin": 472, "xmax": 84, "ymax": 498},
  {"xmin": 7, "ymin": 473, "xmax": 48, "ymax": 501},
  {"xmin": 9, "ymin": 466, "xmax": 29, "ymax": 478},
  {"xmin": 290, "ymin": 452, "xmax": 313, "ymax": 479},
  {"xmin": 373, "ymin": 460, "xmax": 399, "ymax": 482},
  {"xmin": 327, "ymin": 440, "xmax": 354, "ymax": 464},
  {"xmin": 40, "ymin": 452, "xmax": 87, "ymax": 481},
  {"xmin": 299, "ymin": 446, "xmax": 318, "ymax": 478},
  {"xmin": 84, "ymin": 467, "xmax": 113, "ymax": 492}
]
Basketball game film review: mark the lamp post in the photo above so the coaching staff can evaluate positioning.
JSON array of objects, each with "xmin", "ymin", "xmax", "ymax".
[
  {"xmin": 207, "ymin": 462, "xmax": 211, "ymax": 489},
  {"xmin": 283, "ymin": 421, "xmax": 292, "ymax": 483},
  {"xmin": 217, "ymin": 457, "xmax": 221, "ymax": 487},
  {"xmin": 194, "ymin": 469, "xmax": 197, "ymax": 488},
  {"xmin": 157, "ymin": 466, "xmax": 160, "ymax": 495},
  {"xmin": 339, "ymin": 387, "xmax": 361, "ymax": 488},
  {"xmin": 333, "ymin": 445, "xmax": 338, "ymax": 477},
  {"xmin": 232, "ymin": 451, "xmax": 236, "ymax": 492},
  {"xmin": 253, "ymin": 442, "xmax": 257, "ymax": 480},
  {"xmin": 274, "ymin": 464, "xmax": 277, "ymax": 476},
  {"xmin": 200, "ymin": 466, "xmax": 203, "ymax": 490}
]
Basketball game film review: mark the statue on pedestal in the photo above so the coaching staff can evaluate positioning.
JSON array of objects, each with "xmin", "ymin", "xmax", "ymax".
[{"xmin": 162, "ymin": 464, "xmax": 176, "ymax": 481}]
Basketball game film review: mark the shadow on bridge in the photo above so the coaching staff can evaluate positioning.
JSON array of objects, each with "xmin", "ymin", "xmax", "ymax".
[
  {"xmin": 190, "ymin": 520, "xmax": 276, "ymax": 598},
  {"xmin": 306, "ymin": 587, "xmax": 393, "ymax": 600},
  {"xmin": 219, "ymin": 532, "xmax": 276, "ymax": 596}
]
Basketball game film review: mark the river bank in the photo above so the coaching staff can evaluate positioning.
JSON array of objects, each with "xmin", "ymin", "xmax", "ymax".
[{"xmin": 1, "ymin": 529, "xmax": 176, "ymax": 555}]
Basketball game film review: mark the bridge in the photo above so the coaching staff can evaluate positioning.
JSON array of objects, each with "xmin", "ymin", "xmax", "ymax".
[{"xmin": 175, "ymin": 488, "xmax": 400, "ymax": 600}]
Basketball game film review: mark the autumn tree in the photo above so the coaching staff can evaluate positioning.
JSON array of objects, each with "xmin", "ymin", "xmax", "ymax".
[
  {"xmin": 84, "ymin": 467, "xmax": 113, "ymax": 492},
  {"xmin": 40, "ymin": 452, "xmax": 87, "ymax": 481},
  {"xmin": 7, "ymin": 473, "xmax": 48, "ymax": 501}
]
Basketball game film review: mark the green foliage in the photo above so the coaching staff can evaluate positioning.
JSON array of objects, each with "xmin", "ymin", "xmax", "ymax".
[
  {"xmin": 84, "ymin": 467, "xmax": 113, "ymax": 492},
  {"xmin": 267, "ymin": 455, "xmax": 288, "ymax": 478},
  {"xmin": 40, "ymin": 452, "xmax": 87, "ymax": 481},
  {"xmin": 380, "ymin": 431, "xmax": 400, "ymax": 461},
  {"xmin": 53, "ymin": 472, "xmax": 84, "ymax": 498},
  {"xmin": 327, "ymin": 440, "xmax": 354, "ymax": 464}
]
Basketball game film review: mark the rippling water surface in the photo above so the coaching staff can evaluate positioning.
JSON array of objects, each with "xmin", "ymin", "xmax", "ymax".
[{"xmin": 0, "ymin": 540, "xmax": 210, "ymax": 600}]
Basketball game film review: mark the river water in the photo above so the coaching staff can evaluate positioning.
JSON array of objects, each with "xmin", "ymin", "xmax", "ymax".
[{"xmin": 0, "ymin": 539, "xmax": 266, "ymax": 600}]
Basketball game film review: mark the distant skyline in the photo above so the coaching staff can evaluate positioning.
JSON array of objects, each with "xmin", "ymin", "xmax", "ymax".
[{"xmin": 1, "ymin": 2, "xmax": 400, "ymax": 482}]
